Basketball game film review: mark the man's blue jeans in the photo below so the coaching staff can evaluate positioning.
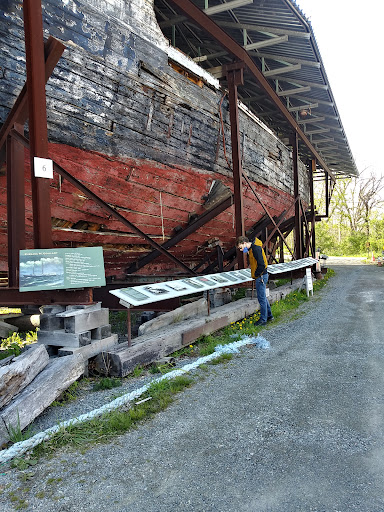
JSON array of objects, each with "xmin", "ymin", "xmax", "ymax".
[{"xmin": 255, "ymin": 273, "xmax": 272, "ymax": 323}]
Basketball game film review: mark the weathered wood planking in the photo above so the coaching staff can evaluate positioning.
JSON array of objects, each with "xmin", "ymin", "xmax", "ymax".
[
  {"xmin": 0, "ymin": 0, "xmax": 311, "ymax": 277},
  {"xmin": 0, "ymin": 354, "xmax": 85, "ymax": 448},
  {"xmin": 0, "ymin": 345, "xmax": 49, "ymax": 409}
]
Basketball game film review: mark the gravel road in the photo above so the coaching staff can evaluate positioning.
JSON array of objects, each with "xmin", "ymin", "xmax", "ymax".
[{"xmin": 1, "ymin": 261, "xmax": 384, "ymax": 511}]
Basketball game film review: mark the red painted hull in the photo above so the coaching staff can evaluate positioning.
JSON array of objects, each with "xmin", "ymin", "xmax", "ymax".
[{"xmin": 0, "ymin": 143, "xmax": 296, "ymax": 279}]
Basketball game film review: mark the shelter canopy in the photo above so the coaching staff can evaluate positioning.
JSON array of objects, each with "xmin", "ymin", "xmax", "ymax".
[{"xmin": 155, "ymin": 0, "xmax": 358, "ymax": 178}]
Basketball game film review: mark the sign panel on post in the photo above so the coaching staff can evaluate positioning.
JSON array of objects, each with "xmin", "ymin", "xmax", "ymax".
[
  {"xmin": 33, "ymin": 157, "xmax": 53, "ymax": 179},
  {"xmin": 19, "ymin": 247, "xmax": 106, "ymax": 292},
  {"xmin": 305, "ymin": 268, "xmax": 313, "ymax": 297}
]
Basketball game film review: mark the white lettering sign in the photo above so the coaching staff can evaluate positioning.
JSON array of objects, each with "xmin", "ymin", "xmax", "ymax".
[{"xmin": 34, "ymin": 157, "xmax": 53, "ymax": 179}]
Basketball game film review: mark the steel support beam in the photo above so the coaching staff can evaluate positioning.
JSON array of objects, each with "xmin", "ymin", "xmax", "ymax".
[
  {"xmin": 310, "ymin": 159, "xmax": 316, "ymax": 256},
  {"xmin": 291, "ymin": 131, "xmax": 302, "ymax": 259},
  {"xmin": 126, "ymin": 195, "xmax": 233, "ymax": 275},
  {"xmin": 167, "ymin": 0, "xmax": 336, "ymax": 182},
  {"xmin": 9, "ymin": 129, "xmax": 196, "ymax": 276},
  {"xmin": 0, "ymin": 288, "xmax": 93, "ymax": 306},
  {"xmin": 6, "ymin": 124, "xmax": 25, "ymax": 287},
  {"xmin": 225, "ymin": 63, "xmax": 245, "ymax": 268},
  {"xmin": 23, "ymin": 0, "xmax": 53, "ymax": 248}
]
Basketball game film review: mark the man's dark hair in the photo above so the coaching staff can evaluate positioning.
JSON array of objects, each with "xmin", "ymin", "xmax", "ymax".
[{"xmin": 236, "ymin": 236, "xmax": 249, "ymax": 246}]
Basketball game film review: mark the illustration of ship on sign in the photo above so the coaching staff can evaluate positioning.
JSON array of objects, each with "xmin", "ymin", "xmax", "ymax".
[{"xmin": 0, "ymin": 0, "xmax": 357, "ymax": 287}]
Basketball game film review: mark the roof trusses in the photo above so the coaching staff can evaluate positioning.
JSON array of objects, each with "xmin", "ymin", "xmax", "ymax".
[{"xmin": 154, "ymin": 0, "xmax": 358, "ymax": 177}]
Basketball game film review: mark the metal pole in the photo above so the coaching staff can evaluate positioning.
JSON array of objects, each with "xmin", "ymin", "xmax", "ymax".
[
  {"xmin": 23, "ymin": 0, "xmax": 52, "ymax": 248},
  {"xmin": 291, "ymin": 132, "xmax": 302, "ymax": 259},
  {"xmin": 6, "ymin": 124, "xmax": 25, "ymax": 287},
  {"xmin": 310, "ymin": 159, "xmax": 316, "ymax": 257},
  {"xmin": 127, "ymin": 308, "xmax": 132, "ymax": 347},
  {"xmin": 325, "ymin": 172, "xmax": 329, "ymax": 218},
  {"xmin": 226, "ymin": 64, "xmax": 246, "ymax": 269}
]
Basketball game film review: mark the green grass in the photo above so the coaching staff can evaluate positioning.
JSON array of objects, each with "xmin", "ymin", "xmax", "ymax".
[
  {"xmin": 31, "ymin": 375, "xmax": 194, "ymax": 458},
  {"xmin": 51, "ymin": 381, "xmax": 80, "ymax": 407},
  {"xmin": 92, "ymin": 377, "xmax": 122, "ymax": 391},
  {"xmin": 9, "ymin": 270, "xmax": 335, "ymax": 462}
]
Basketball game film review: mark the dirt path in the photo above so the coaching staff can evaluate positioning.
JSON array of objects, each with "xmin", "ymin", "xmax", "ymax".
[{"xmin": 1, "ymin": 262, "xmax": 384, "ymax": 511}]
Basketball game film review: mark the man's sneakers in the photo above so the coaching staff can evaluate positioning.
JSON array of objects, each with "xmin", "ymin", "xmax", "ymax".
[
  {"xmin": 255, "ymin": 315, "xmax": 274, "ymax": 327},
  {"xmin": 254, "ymin": 319, "xmax": 267, "ymax": 326}
]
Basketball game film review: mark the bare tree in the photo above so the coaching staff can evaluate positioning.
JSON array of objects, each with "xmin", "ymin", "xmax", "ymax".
[{"xmin": 330, "ymin": 169, "xmax": 384, "ymax": 236}]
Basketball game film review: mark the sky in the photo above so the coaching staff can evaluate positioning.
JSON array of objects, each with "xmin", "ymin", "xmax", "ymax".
[{"xmin": 296, "ymin": 0, "xmax": 383, "ymax": 179}]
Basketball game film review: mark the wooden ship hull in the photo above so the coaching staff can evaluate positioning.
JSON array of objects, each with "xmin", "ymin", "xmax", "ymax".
[{"xmin": 0, "ymin": 0, "xmax": 311, "ymax": 282}]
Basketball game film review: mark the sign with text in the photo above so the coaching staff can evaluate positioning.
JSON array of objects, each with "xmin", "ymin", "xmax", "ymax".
[
  {"xmin": 19, "ymin": 247, "xmax": 105, "ymax": 292},
  {"xmin": 305, "ymin": 268, "xmax": 313, "ymax": 297},
  {"xmin": 34, "ymin": 157, "xmax": 53, "ymax": 179}
]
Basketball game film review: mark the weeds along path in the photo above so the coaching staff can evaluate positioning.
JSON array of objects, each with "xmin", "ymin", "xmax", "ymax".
[{"xmin": 1, "ymin": 263, "xmax": 384, "ymax": 512}]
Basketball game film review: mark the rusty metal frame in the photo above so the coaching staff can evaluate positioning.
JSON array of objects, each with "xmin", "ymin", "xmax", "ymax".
[
  {"xmin": 6, "ymin": 124, "xmax": 25, "ymax": 288},
  {"xmin": 167, "ymin": 0, "xmax": 336, "ymax": 182},
  {"xmin": 10, "ymin": 130, "xmax": 195, "ymax": 277},
  {"xmin": 1, "ymin": 35, "xmax": 65, "ymax": 292},
  {"xmin": 126, "ymin": 195, "xmax": 234, "ymax": 275},
  {"xmin": 290, "ymin": 131, "xmax": 302, "ymax": 259},
  {"xmin": 224, "ymin": 62, "xmax": 246, "ymax": 271},
  {"xmin": 23, "ymin": 0, "xmax": 53, "ymax": 249}
]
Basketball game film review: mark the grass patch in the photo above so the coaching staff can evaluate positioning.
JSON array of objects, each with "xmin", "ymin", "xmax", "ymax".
[
  {"xmin": 0, "ymin": 330, "xmax": 38, "ymax": 360},
  {"xmin": 273, "ymin": 278, "xmax": 291, "ymax": 287},
  {"xmin": 51, "ymin": 381, "xmax": 80, "ymax": 407},
  {"xmin": 31, "ymin": 375, "xmax": 194, "ymax": 458},
  {"xmin": 92, "ymin": 377, "xmax": 122, "ymax": 391}
]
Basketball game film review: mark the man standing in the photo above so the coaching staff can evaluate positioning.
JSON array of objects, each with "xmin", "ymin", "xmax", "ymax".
[{"xmin": 236, "ymin": 236, "xmax": 273, "ymax": 326}]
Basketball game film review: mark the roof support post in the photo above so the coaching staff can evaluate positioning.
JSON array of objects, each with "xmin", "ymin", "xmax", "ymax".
[
  {"xmin": 225, "ymin": 62, "xmax": 245, "ymax": 268},
  {"xmin": 290, "ymin": 131, "xmax": 302, "ymax": 259},
  {"xmin": 325, "ymin": 172, "xmax": 330, "ymax": 218},
  {"xmin": 23, "ymin": 0, "xmax": 52, "ymax": 248},
  {"xmin": 310, "ymin": 159, "xmax": 316, "ymax": 257},
  {"xmin": 6, "ymin": 124, "xmax": 25, "ymax": 287},
  {"xmin": 167, "ymin": 0, "xmax": 336, "ymax": 181}
]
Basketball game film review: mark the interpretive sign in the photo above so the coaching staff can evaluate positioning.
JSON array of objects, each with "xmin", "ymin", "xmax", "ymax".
[
  {"xmin": 305, "ymin": 268, "xmax": 313, "ymax": 297},
  {"xmin": 19, "ymin": 247, "xmax": 106, "ymax": 292},
  {"xmin": 110, "ymin": 268, "xmax": 253, "ymax": 308}
]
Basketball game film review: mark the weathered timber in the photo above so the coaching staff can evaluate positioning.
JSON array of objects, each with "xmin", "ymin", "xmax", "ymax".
[
  {"xmin": 0, "ymin": 355, "xmax": 15, "ymax": 368},
  {"xmin": 0, "ymin": 345, "xmax": 49, "ymax": 409},
  {"xmin": 138, "ymin": 298, "xmax": 207, "ymax": 336},
  {"xmin": 94, "ymin": 298, "xmax": 260, "ymax": 377},
  {"xmin": 0, "ymin": 354, "xmax": 85, "ymax": 447},
  {"xmin": 182, "ymin": 316, "xmax": 229, "ymax": 345},
  {"xmin": 94, "ymin": 277, "xmax": 307, "ymax": 377},
  {"xmin": 0, "ymin": 0, "xmax": 311, "ymax": 278},
  {"xmin": 0, "ymin": 320, "xmax": 18, "ymax": 338},
  {"xmin": 4, "ymin": 314, "xmax": 40, "ymax": 331}
]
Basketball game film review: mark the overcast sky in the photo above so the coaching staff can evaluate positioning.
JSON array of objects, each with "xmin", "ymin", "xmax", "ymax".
[{"xmin": 296, "ymin": 0, "xmax": 383, "ymax": 179}]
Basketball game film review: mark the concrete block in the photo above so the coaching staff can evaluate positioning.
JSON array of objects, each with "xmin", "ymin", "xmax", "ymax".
[
  {"xmin": 62, "ymin": 308, "xmax": 109, "ymax": 334},
  {"xmin": 57, "ymin": 303, "xmax": 102, "ymax": 317},
  {"xmin": 39, "ymin": 305, "xmax": 66, "ymax": 315},
  {"xmin": 39, "ymin": 313, "xmax": 64, "ymax": 331},
  {"xmin": 91, "ymin": 324, "xmax": 112, "ymax": 340},
  {"xmin": 58, "ymin": 334, "xmax": 119, "ymax": 359},
  {"xmin": 38, "ymin": 330, "xmax": 92, "ymax": 347}
]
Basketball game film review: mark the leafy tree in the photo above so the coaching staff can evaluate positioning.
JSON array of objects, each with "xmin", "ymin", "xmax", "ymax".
[{"xmin": 314, "ymin": 170, "xmax": 384, "ymax": 255}]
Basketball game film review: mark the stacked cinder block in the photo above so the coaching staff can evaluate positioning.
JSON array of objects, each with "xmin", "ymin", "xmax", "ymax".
[{"xmin": 37, "ymin": 303, "xmax": 119, "ymax": 358}]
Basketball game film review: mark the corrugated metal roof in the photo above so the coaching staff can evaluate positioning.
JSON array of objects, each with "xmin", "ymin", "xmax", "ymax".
[{"xmin": 155, "ymin": 0, "xmax": 358, "ymax": 177}]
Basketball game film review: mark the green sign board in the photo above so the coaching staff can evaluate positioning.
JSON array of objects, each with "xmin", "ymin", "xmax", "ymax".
[{"xmin": 19, "ymin": 247, "xmax": 106, "ymax": 292}]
